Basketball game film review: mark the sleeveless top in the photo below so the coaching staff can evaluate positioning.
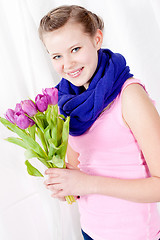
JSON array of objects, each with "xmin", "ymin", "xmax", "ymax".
[{"xmin": 68, "ymin": 78, "xmax": 160, "ymax": 240}]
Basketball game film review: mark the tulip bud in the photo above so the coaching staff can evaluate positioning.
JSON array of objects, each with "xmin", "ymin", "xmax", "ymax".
[
  {"xmin": 35, "ymin": 94, "xmax": 48, "ymax": 112},
  {"xmin": 14, "ymin": 112, "xmax": 35, "ymax": 129},
  {"xmin": 21, "ymin": 100, "xmax": 37, "ymax": 117},
  {"xmin": 5, "ymin": 109, "xmax": 15, "ymax": 124},
  {"xmin": 15, "ymin": 103, "xmax": 23, "ymax": 113},
  {"xmin": 42, "ymin": 87, "xmax": 58, "ymax": 105}
]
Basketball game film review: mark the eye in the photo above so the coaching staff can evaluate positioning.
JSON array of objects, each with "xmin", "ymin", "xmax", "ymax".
[
  {"xmin": 72, "ymin": 47, "xmax": 80, "ymax": 53},
  {"xmin": 52, "ymin": 55, "xmax": 62, "ymax": 60}
]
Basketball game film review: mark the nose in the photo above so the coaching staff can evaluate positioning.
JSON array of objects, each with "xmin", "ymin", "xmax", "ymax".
[{"xmin": 63, "ymin": 55, "xmax": 75, "ymax": 71}]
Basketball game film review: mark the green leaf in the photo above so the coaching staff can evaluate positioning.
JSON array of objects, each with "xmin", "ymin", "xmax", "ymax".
[
  {"xmin": 25, "ymin": 160, "xmax": 43, "ymax": 177},
  {"xmin": 51, "ymin": 124, "xmax": 57, "ymax": 144},
  {"xmin": 0, "ymin": 117, "xmax": 47, "ymax": 159},
  {"xmin": 48, "ymin": 140, "xmax": 67, "ymax": 163},
  {"xmin": 44, "ymin": 125, "xmax": 51, "ymax": 141},
  {"xmin": 48, "ymin": 139, "xmax": 59, "ymax": 149},
  {"xmin": 38, "ymin": 157, "xmax": 52, "ymax": 168},
  {"xmin": 25, "ymin": 150, "xmax": 51, "ymax": 168},
  {"xmin": 52, "ymin": 104, "xmax": 58, "ymax": 120},
  {"xmin": 46, "ymin": 105, "xmax": 52, "ymax": 125},
  {"xmin": 5, "ymin": 137, "xmax": 27, "ymax": 149},
  {"xmin": 62, "ymin": 116, "xmax": 70, "ymax": 143},
  {"xmin": 24, "ymin": 149, "xmax": 40, "ymax": 159},
  {"xmin": 58, "ymin": 114, "xmax": 66, "ymax": 120},
  {"xmin": 48, "ymin": 155, "xmax": 64, "ymax": 168},
  {"xmin": 56, "ymin": 142, "xmax": 67, "ymax": 161},
  {"xmin": 49, "ymin": 105, "xmax": 58, "ymax": 125},
  {"xmin": 34, "ymin": 115, "xmax": 45, "ymax": 132},
  {"xmin": 47, "ymin": 139, "xmax": 59, "ymax": 158},
  {"xmin": 57, "ymin": 117, "xmax": 64, "ymax": 145},
  {"xmin": 28, "ymin": 125, "xmax": 36, "ymax": 140},
  {"xmin": 36, "ymin": 128, "xmax": 48, "ymax": 154}
]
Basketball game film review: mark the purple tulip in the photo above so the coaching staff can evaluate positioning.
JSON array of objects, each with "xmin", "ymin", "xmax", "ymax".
[
  {"xmin": 21, "ymin": 100, "xmax": 37, "ymax": 117},
  {"xmin": 5, "ymin": 109, "xmax": 15, "ymax": 124},
  {"xmin": 15, "ymin": 103, "xmax": 23, "ymax": 113},
  {"xmin": 42, "ymin": 87, "xmax": 58, "ymax": 105},
  {"xmin": 35, "ymin": 94, "xmax": 48, "ymax": 112},
  {"xmin": 14, "ymin": 112, "xmax": 35, "ymax": 129}
]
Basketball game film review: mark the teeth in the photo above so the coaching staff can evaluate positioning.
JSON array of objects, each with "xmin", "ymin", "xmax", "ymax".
[
  {"xmin": 68, "ymin": 68, "xmax": 82, "ymax": 76},
  {"xmin": 70, "ymin": 70, "xmax": 80, "ymax": 75}
]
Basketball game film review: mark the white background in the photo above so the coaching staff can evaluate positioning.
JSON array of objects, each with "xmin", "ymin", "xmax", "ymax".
[{"xmin": 0, "ymin": 0, "xmax": 160, "ymax": 239}]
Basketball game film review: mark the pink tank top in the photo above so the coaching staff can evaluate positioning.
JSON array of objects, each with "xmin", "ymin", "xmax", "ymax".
[{"xmin": 69, "ymin": 79, "xmax": 160, "ymax": 240}]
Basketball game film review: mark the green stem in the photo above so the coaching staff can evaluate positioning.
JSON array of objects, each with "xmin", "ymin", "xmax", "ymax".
[
  {"xmin": 33, "ymin": 115, "xmax": 44, "ymax": 133},
  {"xmin": 36, "ymin": 128, "xmax": 48, "ymax": 154},
  {"xmin": 37, "ymin": 157, "xmax": 50, "ymax": 168}
]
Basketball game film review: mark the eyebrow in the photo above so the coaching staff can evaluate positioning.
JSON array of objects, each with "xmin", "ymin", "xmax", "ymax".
[{"xmin": 51, "ymin": 43, "xmax": 81, "ymax": 56}]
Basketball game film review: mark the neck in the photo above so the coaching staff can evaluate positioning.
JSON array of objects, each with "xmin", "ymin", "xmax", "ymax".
[
  {"xmin": 83, "ymin": 80, "xmax": 91, "ymax": 90},
  {"xmin": 83, "ymin": 83, "xmax": 89, "ymax": 90}
]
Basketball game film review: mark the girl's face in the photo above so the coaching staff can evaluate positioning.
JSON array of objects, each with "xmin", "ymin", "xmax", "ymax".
[{"xmin": 43, "ymin": 21, "xmax": 103, "ymax": 89}]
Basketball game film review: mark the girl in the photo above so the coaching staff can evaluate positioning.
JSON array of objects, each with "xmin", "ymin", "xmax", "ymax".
[{"xmin": 39, "ymin": 5, "xmax": 160, "ymax": 240}]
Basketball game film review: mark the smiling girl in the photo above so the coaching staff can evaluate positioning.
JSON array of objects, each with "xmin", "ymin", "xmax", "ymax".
[{"xmin": 39, "ymin": 5, "xmax": 160, "ymax": 240}]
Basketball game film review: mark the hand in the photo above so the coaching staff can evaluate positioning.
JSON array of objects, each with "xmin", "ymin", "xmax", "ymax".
[{"xmin": 44, "ymin": 163, "xmax": 92, "ymax": 199}]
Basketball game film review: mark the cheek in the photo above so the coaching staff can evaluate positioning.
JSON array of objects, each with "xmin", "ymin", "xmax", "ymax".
[
  {"xmin": 52, "ymin": 62, "xmax": 62, "ymax": 75},
  {"xmin": 82, "ymin": 48, "xmax": 98, "ymax": 66},
  {"xmin": 85, "ymin": 53, "xmax": 98, "ymax": 73}
]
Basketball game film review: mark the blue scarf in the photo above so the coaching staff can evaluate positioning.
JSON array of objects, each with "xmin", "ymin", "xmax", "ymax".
[{"xmin": 56, "ymin": 49, "xmax": 133, "ymax": 136}]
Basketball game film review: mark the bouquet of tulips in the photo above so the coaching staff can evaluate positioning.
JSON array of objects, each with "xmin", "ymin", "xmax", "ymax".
[{"xmin": 0, "ymin": 87, "xmax": 75, "ymax": 204}]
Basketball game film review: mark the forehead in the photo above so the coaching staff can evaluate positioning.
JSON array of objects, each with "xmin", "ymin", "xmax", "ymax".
[{"xmin": 43, "ymin": 22, "xmax": 92, "ymax": 53}]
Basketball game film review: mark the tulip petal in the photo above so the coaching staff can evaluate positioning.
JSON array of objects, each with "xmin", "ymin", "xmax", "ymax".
[
  {"xmin": 14, "ymin": 112, "xmax": 31, "ymax": 129},
  {"xmin": 5, "ymin": 109, "xmax": 15, "ymax": 124},
  {"xmin": 42, "ymin": 87, "xmax": 58, "ymax": 105},
  {"xmin": 35, "ymin": 94, "xmax": 48, "ymax": 112},
  {"xmin": 21, "ymin": 100, "xmax": 37, "ymax": 117}
]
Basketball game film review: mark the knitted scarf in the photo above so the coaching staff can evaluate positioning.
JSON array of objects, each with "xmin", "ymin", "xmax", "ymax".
[{"xmin": 56, "ymin": 48, "xmax": 133, "ymax": 136}]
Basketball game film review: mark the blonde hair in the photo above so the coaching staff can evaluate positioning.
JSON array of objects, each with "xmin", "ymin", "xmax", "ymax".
[{"xmin": 38, "ymin": 5, "xmax": 104, "ymax": 41}]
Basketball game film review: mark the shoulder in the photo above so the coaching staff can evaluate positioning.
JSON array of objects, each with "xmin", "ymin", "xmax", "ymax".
[
  {"xmin": 121, "ymin": 77, "xmax": 145, "ymax": 97},
  {"xmin": 121, "ymin": 79, "xmax": 160, "ymax": 177},
  {"xmin": 120, "ymin": 78, "xmax": 147, "ymax": 115},
  {"xmin": 122, "ymin": 80, "xmax": 148, "ymax": 109},
  {"xmin": 122, "ymin": 79, "xmax": 153, "ymax": 115},
  {"xmin": 121, "ymin": 79, "xmax": 160, "ymax": 146},
  {"xmin": 121, "ymin": 80, "xmax": 157, "ymax": 126}
]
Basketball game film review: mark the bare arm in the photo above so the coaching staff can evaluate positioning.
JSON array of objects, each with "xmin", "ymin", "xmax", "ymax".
[
  {"xmin": 67, "ymin": 143, "xmax": 80, "ymax": 169},
  {"xmin": 89, "ymin": 83, "xmax": 160, "ymax": 203}
]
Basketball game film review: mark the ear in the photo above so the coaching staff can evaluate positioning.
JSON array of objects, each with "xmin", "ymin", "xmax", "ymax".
[{"xmin": 94, "ymin": 29, "xmax": 103, "ymax": 50}]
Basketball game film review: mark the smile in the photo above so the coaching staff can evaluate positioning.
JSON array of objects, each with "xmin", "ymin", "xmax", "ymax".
[{"xmin": 67, "ymin": 67, "xmax": 84, "ymax": 78}]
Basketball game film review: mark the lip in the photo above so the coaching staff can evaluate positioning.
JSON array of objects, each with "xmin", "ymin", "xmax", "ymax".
[{"xmin": 66, "ymin": 67, "xmax": 84, "ymax": 78}]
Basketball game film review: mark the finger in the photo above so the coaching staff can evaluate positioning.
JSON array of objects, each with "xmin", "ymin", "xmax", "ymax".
[
  {"xmin": 57, "ymin": 197, "xmax": 66, "ymax": 202},
  {"xmin": 45, "ymin": 168, "xmax": 65, "ymax": 175},
  {"xmin": 51, "ymin": 189, "xmax": 65, "ymax": 199},
  {"xmin": 46, "ymin": 183, "xmax": 62, "ymax": 192},
  {"xmin": 44, "ymin": 177, "xmax": 61, "ymax": 186},
  {"xmin": 48, "ymin": 189, "xmax": 59, "ymax": 195}
]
